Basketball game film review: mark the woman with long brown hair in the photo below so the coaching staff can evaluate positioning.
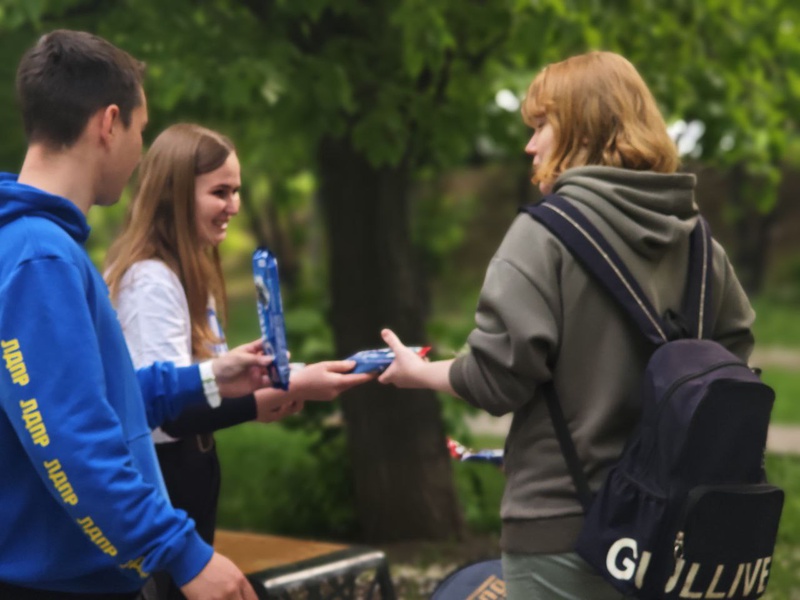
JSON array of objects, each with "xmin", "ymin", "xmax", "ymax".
[{"xmin": 106, "ymin": 123, "xmax": 372, "ymax": 599}]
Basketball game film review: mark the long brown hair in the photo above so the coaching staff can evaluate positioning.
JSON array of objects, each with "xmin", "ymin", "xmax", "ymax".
[
  {"xmin": 106, "ymin": 123, "xmax": 235, "ymax": 359},
  {"xmin": 522, "ymin": 51, "xmax": 680, "ymax": 189}
]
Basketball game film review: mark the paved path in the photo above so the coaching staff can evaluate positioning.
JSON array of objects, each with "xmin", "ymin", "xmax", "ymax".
[
  {"xmin": 466, "ymin": 415, "xmax": 800, "ymax": 455},
  {"xmin": 751, "ymin": 346, "xmax": 800, "ymax": 370},
  {"xmin": 766, "ymin": 425, "xmax": 800, "ymax": 455}
]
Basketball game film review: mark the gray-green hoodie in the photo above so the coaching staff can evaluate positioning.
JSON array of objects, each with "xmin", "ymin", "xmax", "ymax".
[{"xmin": 449, "ymin": 166, "xmax": 755, "ymax": 554}]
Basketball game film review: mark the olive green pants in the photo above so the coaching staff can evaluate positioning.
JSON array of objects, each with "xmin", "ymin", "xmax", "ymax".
[{"xmin": 502, "ymin": 551, "xmax": 626, "ymax": 600}]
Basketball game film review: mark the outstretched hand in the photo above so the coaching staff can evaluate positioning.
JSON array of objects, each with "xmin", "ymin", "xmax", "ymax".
[
  {"xmin": 290, "ymin": 360, "xmax": 375, "ymax": 401},
  {"xmin": 211, "ymin": 339, "xmax": 272, "ymax": 398},
  {"xmin": 377, "ymin": 329, "xmax": 428, "ymax": 388},
  {"xmin": 378, "ymin": 329, "xmax": 458, "ymax": 396},
  {"xmin": 251, "ymin": 360, "xmax": 373, "ymax": 424}
]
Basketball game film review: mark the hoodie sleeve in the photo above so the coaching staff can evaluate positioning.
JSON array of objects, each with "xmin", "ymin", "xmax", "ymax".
[
  {"xmin": 135, "ymin": 360, "xmax": 212, "ymax": 430},
  {"xmin": 0, "ymin": 257, "xmax": 212, "ymax": 586},
  {"xmin": 449, "ymin": 216, "xmax": 560, "ymax": 416}
]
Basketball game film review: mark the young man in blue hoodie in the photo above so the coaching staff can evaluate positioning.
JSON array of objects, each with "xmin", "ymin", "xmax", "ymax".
[{"xmin": 0, "ymin": 30, "xmax": 265, "ymax": 600}]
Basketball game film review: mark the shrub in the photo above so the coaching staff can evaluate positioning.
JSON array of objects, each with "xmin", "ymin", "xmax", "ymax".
[{"xmin": 216, "ymin": 423, "xmax": 358, "ymax": 539}]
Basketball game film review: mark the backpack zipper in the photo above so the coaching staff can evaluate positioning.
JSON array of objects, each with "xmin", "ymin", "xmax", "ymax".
[
  {"xmin": 659, "ymin": 360, "xmax": 746, "ymax": 411},
  {"xmin": 673, "ymin": 530, "xmax": 685, "ymax": 560}
]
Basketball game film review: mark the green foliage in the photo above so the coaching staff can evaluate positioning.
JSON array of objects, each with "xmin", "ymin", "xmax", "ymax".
[
  {"xmin": 764, "ymin": 454, "xmax": 800, "ymax": 598},
  {"xmin": 215, "ymin": 419, "xmax": 504, "ymax": 538},
  {"xmin": 452, "ymin": 460, "xmax": 503, "ymax": 533},
  {"xmin": 5, "ymin": 0, "xmax": 800, "ymax": 548},
  {"xmin": 5, "ymin": 2, "xmax": 800, "ymax": 293},
  {"xmin": 216, "ymin": 423, "xmax": 358, "ymax": 539}
]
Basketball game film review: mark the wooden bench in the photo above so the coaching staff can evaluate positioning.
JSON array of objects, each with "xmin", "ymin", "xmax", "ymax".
[{"xmin": 215, "ymin": 529, "xmax": 396, "ymax": 599}]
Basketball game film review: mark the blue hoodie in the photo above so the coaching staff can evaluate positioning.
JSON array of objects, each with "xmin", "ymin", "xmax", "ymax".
[{"xmin": 0, "ymin": 174, "xmax": 214, "ymax": 593}]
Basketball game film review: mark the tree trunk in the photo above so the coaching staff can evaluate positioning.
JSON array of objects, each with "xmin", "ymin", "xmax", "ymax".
[{"xmin": 316, "ymin": 136, "xmax": 464, "ymax": 543}]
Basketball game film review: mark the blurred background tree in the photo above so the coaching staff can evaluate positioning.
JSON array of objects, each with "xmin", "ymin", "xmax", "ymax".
[{"xmin": 2, "ymin": 0, "xmax": 800, "ymax": 550}]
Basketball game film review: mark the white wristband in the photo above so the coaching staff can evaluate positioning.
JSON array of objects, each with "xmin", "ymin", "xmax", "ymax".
[{"xmin": 199, "ymin": 360, "xmax": 221, "ymax": 408}]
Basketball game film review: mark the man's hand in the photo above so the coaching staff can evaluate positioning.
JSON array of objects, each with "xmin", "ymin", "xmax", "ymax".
[
  {"xmin": 181, "ymin": 552, "xmax": 257, "ymax": 600},
  {"xmin": 211, "ymin": 340, "xmax": 272, "ymax": 398},
  {"xmin": 288, "ymin": 360, "xmax": 375, "ymax": 401}
]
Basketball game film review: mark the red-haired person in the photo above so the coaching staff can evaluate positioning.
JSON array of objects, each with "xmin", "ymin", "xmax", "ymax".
[{"xmin": 378, "ymin": 51, "xmax": 755, "ymax": 599}]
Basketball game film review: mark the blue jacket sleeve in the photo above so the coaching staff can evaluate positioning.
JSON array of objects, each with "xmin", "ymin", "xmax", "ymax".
[
  {"xmin": 136, "ymin": 361, "xmax": 210, "ymax": 430},
  {"xmin": 0, "ymin": 257, "xmax": 212, "ymax": 586}
]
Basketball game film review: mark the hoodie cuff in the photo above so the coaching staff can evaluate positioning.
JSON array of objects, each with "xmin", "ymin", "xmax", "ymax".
[
  {"xmin": 163, "ymin": 529, "xmax": 215, "ymax": 587},
  {"xmin": 198, "ymin": 360, "xmax": 222, "ymax": 408}
]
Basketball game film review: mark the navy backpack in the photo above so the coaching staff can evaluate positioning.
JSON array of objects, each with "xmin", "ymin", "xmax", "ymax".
[{"xmin": 523, "ymin": 195, "xmax": 784, "ymax": 600}]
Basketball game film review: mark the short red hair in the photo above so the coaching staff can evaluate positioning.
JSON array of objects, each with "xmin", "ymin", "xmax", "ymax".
[{"xmin": 522, "ymin": 51, "xmax": 680, "ymax": 188}]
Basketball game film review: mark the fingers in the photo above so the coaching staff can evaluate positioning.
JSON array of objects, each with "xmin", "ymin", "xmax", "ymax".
[
  {"xmin": 380, "ymin": 328, "xmax": 404, "ymax": 352},
  {"xmin": 338, "ymin": 372, "xmax": 377, "ymax": 387},
  {"xmin": 237, "ymin": 339, "xmax": 265, "ymax": 354},
  {"xmin": 262, "ymin": 397, "xmax": 304, "ymax": 422},
  {"xmin": 316, "ymin": 360, "xmax": 357, "ymax": 373}
]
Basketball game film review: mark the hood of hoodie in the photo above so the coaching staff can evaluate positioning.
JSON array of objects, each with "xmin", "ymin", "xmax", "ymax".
[
  {"xmin": 553, "ymin": 166, "xmax": 697, "ymax": 261},
  {"xmin": 0, "ymin": 172, "xmax": 90, "ymax": 244}
]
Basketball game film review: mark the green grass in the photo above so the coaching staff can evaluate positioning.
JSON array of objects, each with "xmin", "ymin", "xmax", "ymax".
[
  {"xmin": 762, "ymin": 367, "xmax": 800, "ymax": 425},
  {"xmin": 753, "ymin": 297, "xmax": 800, "ymax": 347},
  {"xmin": 764, "ymin": 454, "xmax": 800, "ymax": 599}
]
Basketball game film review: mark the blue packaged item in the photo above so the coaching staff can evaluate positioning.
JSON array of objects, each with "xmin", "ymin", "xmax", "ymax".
[
  {"xmin": 461, "ymin": 449, "xmax": 504, "ymax": 467},
  {"xmin": 447, "ymin": 437, "xmax": 504, "ymax": 467},
  {"xmin": 345, "ymin": 346, "xmax": 430, "ymax": 374},
  {"xmin": 253, "ymin": 248, "xmax": 291, "ymax": 390}
]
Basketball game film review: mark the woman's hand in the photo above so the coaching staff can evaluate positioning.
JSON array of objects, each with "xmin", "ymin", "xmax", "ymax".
[
  {"xmin": 252, "ymin": 360, "xmax": 373, "ymax": 423},
  {"xmin": 288, "ymin": 360, "xmax": 375, "ymax": 401}
]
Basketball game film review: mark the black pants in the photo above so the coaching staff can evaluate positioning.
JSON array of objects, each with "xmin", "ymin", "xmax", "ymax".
[
  {"xmin": 0, "ymin": 581, "xmax": 137, "ymax": 599},
  {"xmin": 149, "ymin": 435, "xmax": 221, "ymax": 600}
]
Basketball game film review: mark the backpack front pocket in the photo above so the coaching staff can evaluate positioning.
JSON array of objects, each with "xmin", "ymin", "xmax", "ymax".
[{"xmin": 667, "ymin": 484, "xmax": 784, "ymax": 599}]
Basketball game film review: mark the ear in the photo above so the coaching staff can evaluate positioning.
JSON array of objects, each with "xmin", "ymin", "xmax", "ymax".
[{"xmin": 98, "ymin": 104, "xmax": 121, "ymax": 149}]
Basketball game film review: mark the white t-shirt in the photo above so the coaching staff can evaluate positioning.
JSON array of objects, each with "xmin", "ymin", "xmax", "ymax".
[{"xmin": 116, "ymin": 259, "xmax": 227, "ymax": 443}]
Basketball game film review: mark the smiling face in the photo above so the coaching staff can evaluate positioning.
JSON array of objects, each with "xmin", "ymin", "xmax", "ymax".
[{"xmin": 194, "ymin": 151, "xmax": 241, "ymax": 247}]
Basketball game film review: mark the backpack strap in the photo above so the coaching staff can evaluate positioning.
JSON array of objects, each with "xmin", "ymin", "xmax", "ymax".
[
  {"xmin": 542, "ymin": 383, "xmax": 594, "ymax": 511},
  {"xmin": 680, "ymin": 216, "xmax": 714, "ymax": 339},
  {"xmin": 522, "ymin": 195, "xmax": 668, "ymax": 346}
]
